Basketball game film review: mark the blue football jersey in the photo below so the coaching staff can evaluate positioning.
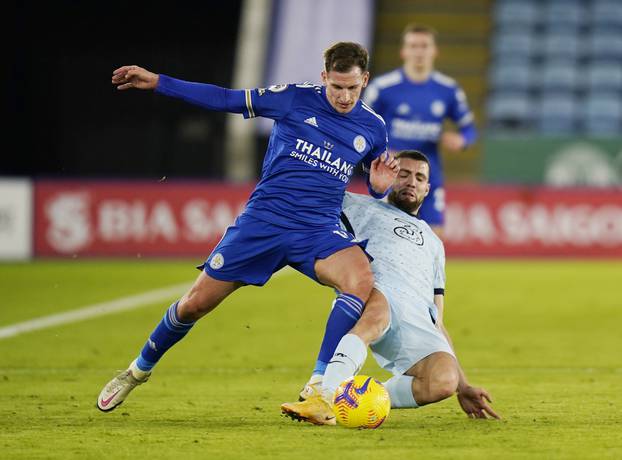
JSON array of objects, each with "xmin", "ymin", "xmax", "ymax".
[
  {"xmin": 363, "ymin": 68, "xmax": 475, "ymax": 183},
  {"xmin": 239, "ymin": 83, "xmax": 388, "ymax": 229}
]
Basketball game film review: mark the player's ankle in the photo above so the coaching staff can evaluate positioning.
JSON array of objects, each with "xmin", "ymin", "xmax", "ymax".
[{"xmin": 129, "ymin": 359, "xmax": 151, "ymax": 381}]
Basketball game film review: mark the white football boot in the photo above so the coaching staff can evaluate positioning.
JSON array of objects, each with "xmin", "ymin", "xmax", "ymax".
[{"xmin": 97, "ymin": 360, "xmax": 151, "ymax": 412}]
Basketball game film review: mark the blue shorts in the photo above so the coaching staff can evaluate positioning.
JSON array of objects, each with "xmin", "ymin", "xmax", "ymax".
[{"xmin": 199, "ymin": 213, "xmax": 369, "ymax": 286}]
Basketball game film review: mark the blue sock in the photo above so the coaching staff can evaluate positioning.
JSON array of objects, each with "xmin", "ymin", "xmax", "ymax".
[
  {"xmin": 312, "ymin": 293, "xmax": 364, "ymax": 376},
  {"xmin": 135, "ymin": 302, "xmax": 195, "ymax": 371}
]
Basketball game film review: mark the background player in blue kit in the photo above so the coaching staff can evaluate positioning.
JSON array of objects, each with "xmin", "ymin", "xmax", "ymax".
[
  {"xmin": 97, "ymin": 42, "xmax": 400, "ymax": 412},
  {"xmin": 363, "ymin": 23, "xmax": 478, "ymax": 237}
]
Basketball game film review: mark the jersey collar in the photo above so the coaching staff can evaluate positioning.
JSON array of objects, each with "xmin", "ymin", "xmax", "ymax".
[{"xmin": 400, "ymin": 67, "xmax": 433, "ymax": 86}]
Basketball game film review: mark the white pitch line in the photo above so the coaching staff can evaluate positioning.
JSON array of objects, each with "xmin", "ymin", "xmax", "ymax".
[
  {"xmin": 0, "ymin": 267, "xmax": 295, "ymax": 340},
  {"xmin": 0, "ymin": 282, "xmax": 191, "ymax": 340}
]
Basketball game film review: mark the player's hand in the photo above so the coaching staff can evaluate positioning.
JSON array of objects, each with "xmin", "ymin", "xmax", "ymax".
[
  {"xmin": 112, "ymin": 65, "xmax": 159, "ymax": 90},
  {"xmin": 369, "ymin": 152, "xmax": 400, "ymax": 194},
  {"xmin": 440, "ymin": 131, "xmax": 466, "ymax": 152},
  {"xmin": 457, "ymin": 385, "xmax": 500, "ymax": 419}
]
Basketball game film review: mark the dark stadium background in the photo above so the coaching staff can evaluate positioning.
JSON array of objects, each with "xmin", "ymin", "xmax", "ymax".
[
  {"xmin": 3, "ymin": 0, "xmax": 621, "ymax": 259},
  {"xmin": 7, "ymin": 1, "xmax": 243, "ymax": 179}
]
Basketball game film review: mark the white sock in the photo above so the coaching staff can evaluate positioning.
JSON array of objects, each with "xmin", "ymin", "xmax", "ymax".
[
  {"xmin": 129, "ymin": 359, "xmax": 151, "ymax": 380},
  {"xmin": 383, "ymin": 375, "xmax": 418, "ymax": 408},
  {"xmin": 321, "ymin": 334, "xmax": 367, "ymax": 399}
]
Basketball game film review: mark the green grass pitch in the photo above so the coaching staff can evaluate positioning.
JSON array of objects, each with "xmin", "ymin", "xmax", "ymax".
[{"xmin": 0, "ymin": 259, "xmax": 621, "ymax": 459}]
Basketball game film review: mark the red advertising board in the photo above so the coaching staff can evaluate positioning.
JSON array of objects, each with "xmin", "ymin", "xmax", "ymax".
[
  {"xmin": 444, "ymin": 185, "xmax": 622, "ymax": 257},
  {"xmin": 34, "ymin": 181, "xmax": 622, "ymax": 258},
  {"xmin": 34, "ymin": 180, "xmax": 254, "ymax": 257}
]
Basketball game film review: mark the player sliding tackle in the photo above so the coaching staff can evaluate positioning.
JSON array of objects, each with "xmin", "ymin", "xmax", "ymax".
[
  {"xmin": 281, "ymin": 151, "xmax": 500, "ymax": 424},
  {"xmin": 97, "ymin": 42, "xmax": 400, "ymax": 412}
]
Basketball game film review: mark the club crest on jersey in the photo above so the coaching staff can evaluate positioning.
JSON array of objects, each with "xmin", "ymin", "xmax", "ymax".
[
  {"xmin": 268, "ymin": 84, "xmax": 288, "ymax": 93},
  {"xmin": 431, "ymin": 100, "xmax": 445, "ymax": 117},
  {"xmin": 209, "ymin": 253, "xmax": 225, "ymax": 269},
  {"xmin": 397, "ymin": 103, "xmax": 410, "ymax": 115},
  {"xmin": 393, "ymin": 218, "xmax": 424, "ymax": 246},
  {"xmin": 353, "ymin": 135, "xmax": 367, "ymax": 153}
]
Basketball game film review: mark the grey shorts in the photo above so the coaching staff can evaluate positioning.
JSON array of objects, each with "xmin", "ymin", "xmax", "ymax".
[{"xmin": 370, "ymin": 287, "xmax": 455, "ymax": 376}]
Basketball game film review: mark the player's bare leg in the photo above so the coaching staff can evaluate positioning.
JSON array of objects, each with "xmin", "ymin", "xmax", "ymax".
[
  {"xmin": 382, "ymin": 352, "xmax": 459, "ymax": 409},
  {"xmin": 281, "ymin": 289, "xmax": 389, "ymax": 425},
  {"xmin": 348, "ymin": 289, "xmax": 390, "ymax": 344},
  {"xmin": 405, "ymin": 352, "xmax": 459, "ymax": 405},
  {"xmin": 177, "ymin": 271, "xmax": 243, "ymax": 322},
  {"xmin": 281, "ymin": 246, "xmax": 377, "ymax": 424},
  {"xmin": 97, "ymin": 272, "xmax": 241, "ymax": 412},
  {"xmin": 314, "ymin": 245, "xmax": 374, "ymax": 301}
]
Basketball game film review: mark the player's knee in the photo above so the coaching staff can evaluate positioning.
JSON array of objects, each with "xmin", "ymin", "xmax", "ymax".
[
  {"xmin": 177, "ymin": 292, "xmax": 215, "ymax": 322},
  {"xmin": 430, "ymin": 369, "xmax": 459, "ymax": 401},
  {"xmin": 343, "ymin": 266, "xmax": 374, "ymax": 300}
]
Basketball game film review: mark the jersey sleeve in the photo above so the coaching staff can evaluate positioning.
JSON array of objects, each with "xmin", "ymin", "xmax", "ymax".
[
  {"xmin": 361, "ymin": 122, "xmax": 388, "ymax": 172},
  {"xmin": 433, "ymin": 242, "xmax": 446, "ymax": 294},
  {"xmin": 244, "ymin": 84, "xmax": 297, "ymax": 120},
  {"xmin": 448, "ymin": 85, "xmax": 477, "ymax": 147},
  {"xmin": 360, "ymin": 119, "xmax": 389, "ymax": 198}
]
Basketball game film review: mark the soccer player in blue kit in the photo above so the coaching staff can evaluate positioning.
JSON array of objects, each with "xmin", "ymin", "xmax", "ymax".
[
  {"xmin": 363, "ymin": 24, "xmax": 477, "ymax": 237},
  {"xmin": 97, "ymin": 42, "xmax": 400, "ymax": 412}
]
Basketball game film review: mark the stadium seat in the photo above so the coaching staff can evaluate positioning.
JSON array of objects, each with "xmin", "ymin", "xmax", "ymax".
[
  {"xmin": 583, "ymin": 92, "xmax": 622, "ymax": 135},
  {"xmin": 492, "ymin": 31, "xmax": 535, "ymax": 59},
  {"xmin": 487, "ymin": 92, "xmax": 533, "ymax": 129},
  {"xmin": 489, "ymin": 61, "xmax": 534, "ymax": 91},
  {"xmin": 494, "ymin": 0, "xmax": 539, "ymax": 26},
  {"xmin": 536, "ymin": 93, "xmax": 578, "ymax": 134},
  {"xmin": 540, "ymin": 31, "xmax": 583, "ymax": 61},
  {"xmin": 587, "ymin": 31, "xmax": 622, "ymax": 60},
  {"xmin": 540, "ymin": 60, "xmax": 581, "ymax": 92},
  {"xmin": 586, "ymin": 62, "xmax": 622, "ymax": 92},
  {"xmin": 591, "ymin": 0, "xmax": 622, "ymax": 27},
  {"xmin": 543, "ymin": 1, "xmax": 585, "ymax": 28}
]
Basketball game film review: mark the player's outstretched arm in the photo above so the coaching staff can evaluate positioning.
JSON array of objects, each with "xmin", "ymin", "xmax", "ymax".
[
  {"xmin": 434, "ymin": 294, "xmax": 501, "ymax": 419},
  {"xmin": 440, "ymin": 131, "xmax": 466, "ymax": 152},
  {"xmin": 368, "ymin": 152, "xmax": 399, "ymax": 197},
  {"xmin": 457, "ymin": 385, "xmax": 500, "ymax": 419},
  {"xmin": 112, "ymin": 65, "xmax": 159, "ymax": 90}
]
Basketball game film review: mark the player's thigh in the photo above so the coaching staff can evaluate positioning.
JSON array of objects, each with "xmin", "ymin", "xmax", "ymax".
[{"xmin": 313, "ymin": 245, "xmax": 373, "ymax": 296}]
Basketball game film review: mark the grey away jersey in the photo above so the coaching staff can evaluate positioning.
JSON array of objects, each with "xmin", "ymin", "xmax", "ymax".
[{"xmin": 341, "ymin": 192, "xmax": 445, "ymax": 321}]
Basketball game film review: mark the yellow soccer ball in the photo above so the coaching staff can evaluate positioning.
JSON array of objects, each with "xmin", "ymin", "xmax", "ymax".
[{"xmin": 333, "ymin": 375, "xmax": 391, "ymax": 429}]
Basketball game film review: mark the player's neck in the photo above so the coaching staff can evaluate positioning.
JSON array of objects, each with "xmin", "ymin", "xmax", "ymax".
[{"xmin": 402, "ymin": 65, "xmax": 433, "ymax": 83}]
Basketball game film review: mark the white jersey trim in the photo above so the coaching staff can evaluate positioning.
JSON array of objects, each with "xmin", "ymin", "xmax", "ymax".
[
  {"xmin": 361, "ymin": 102, "xmax": 386, "ymax": 125},
  {"xmin": 244, "ymin": 89, "xmax": 256, "ymax": 118},
  {"xmin": 431, "ymin": 71, "xmax": 457, "ymax": 88},
  {"xmin": 373, "ymin": 69, "xmax": 403, "ymax": 89}
]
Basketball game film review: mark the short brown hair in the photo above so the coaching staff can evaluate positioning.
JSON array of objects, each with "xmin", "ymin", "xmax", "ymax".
[
  {"xmin": 401, "ymin": 23, "xmax": 438, "ymax": 43},
  {"xmin": 323, "ymin": 42, "xmax": 369, "ymax": 73},
  {"xmin": 396, "ymin": 150, "xmax": 432, "ymax": 177}
]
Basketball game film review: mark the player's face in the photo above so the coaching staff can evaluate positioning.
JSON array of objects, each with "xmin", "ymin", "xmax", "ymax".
[
  {"xmin": 400, "ymin": 32, "xmax": 437, "ymax": 71},
  {"xmin": 390, "ymin": 158, "xmax": 430, "ymax": 214},
  {"xmin": 322, "ymin": 67, "xmax": 369, "ymax": 114}
]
